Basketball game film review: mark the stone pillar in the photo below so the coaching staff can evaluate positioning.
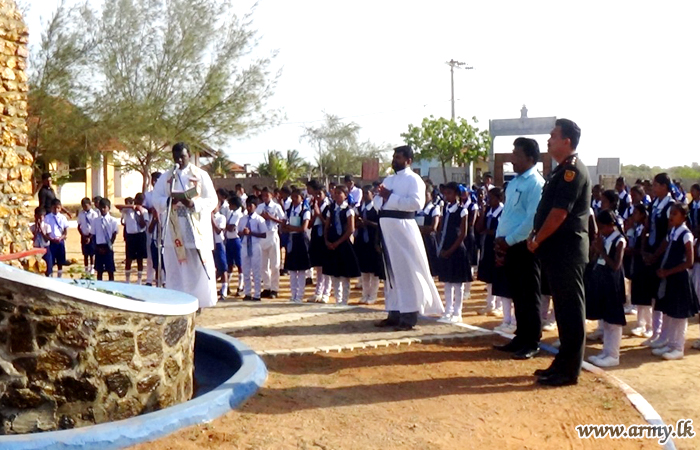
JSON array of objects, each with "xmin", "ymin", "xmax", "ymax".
[
  {"xmin": 102, "ymin": 151, "xmax": 114, "ymax": 203},
  {"xmin": 0, "ymin": 0, "xmax": 33, "ymax": 265}
]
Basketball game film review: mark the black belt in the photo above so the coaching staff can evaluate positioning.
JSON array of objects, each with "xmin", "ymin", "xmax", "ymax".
[{"xmin": 380, "ymin": 210, "xmax": 416, "ymax": 219}]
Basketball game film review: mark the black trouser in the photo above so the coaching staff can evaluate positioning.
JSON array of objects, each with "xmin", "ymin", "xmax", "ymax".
[
  {"xmin": 542, "ymin": 258, "xmax": 586, "ymax": 378},
  {"xmin": 505, "ymin": 242, "xmax": 542, "ymax": 349},
  {"xmin": 387, "ymin": 310, "xmax": 419, "ymax": 327}
]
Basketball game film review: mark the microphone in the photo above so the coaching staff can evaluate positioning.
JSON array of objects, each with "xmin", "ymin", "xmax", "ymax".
[{"xmin": 172, "ymin": 163, "xmax": 179, "ymax": 172}]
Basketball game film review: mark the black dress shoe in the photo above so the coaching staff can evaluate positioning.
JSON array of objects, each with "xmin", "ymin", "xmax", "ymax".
[
  {"xmin": 252, "ymin": 297, "xmax": 261, "ymax": 302},
  {"xmin": 493, "ymin": 340, "xmax": 523, "ymax": 353},
  {"xmin": 270, "ymin": 290, "xmax": 278, "ymax": 298},
  {"xmin": 305, "ymin": 277, "xmax": 313, "ymax": 286},
  {"xmin": 534, "ymin": 366, "xmax": 557, "ymax": 377},
  {"xmin": 375, "ymin": 319, "xmax": 399, "ymax": 328},
  {"xmin": 394, "ymin": 324, "xmax": 415, "ymax": 331},
  {"xmin": 243, "ymin": 295, "xmax": 253, "ymax": 301},
  {"xmin": 536, "ymin": 373, "xmax": 578, "ymax": 387},
  {"xmin": 260, "ymin": 289, "xmax": 271, "ymax": 298},
  {"xmin": 512, "ymin": 347, "xmax": 540, "ymax": 360}
]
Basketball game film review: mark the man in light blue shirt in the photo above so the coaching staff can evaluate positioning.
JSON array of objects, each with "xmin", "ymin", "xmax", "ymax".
[{"xmin": 493, "ymin": 137, "xmax": 545, "ymax": 360}]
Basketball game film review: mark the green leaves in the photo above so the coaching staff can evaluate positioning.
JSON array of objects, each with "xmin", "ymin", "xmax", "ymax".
[
  {"xmin": 256, "ymin": 150, "xmax": 306, "ymax": 188},
  {"xmin": 401, "ymin": 115, "xmax": 490, "ymax": 180}
]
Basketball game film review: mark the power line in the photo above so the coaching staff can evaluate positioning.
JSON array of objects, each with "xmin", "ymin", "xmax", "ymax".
[{"xmin": 276, "ymin": 99, "xmax": 453, "ymax": 126}]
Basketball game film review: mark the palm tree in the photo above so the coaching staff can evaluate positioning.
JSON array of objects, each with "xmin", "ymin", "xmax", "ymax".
[
  {"xmin": 207, "ymin": 151, "xmax": 235, "ymax": 178},
  {"xmin": 257, "ymin": 150, "xmax": 308, "ymax": 187}
]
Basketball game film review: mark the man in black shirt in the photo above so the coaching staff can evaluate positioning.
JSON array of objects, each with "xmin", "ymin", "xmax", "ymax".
[
  {"xmin": 38, "ymin": 172, "xmax": 57, "ymax": 214},
  {"xmin": 527, "ymin": 118, "xmax": 591, "ymax": 387}
]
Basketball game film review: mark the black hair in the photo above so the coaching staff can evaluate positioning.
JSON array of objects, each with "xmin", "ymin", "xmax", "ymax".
[
  {"xmin": 488, "ymin": 187, "xmax": 503, "ymax": 200},
  {"xmin": 630, "ymin": 185, "xmax": 644, "ymax": 197},
  {"xmin": 134, "ymin": 193, "xmax": 145, "ymax": 204},
  {"xmin": 513, "ymin": 137, "xmax": 540, "ymax": 163},
  {"xmin": 99, "ymin": 198, "xmax": 111, "ymax": 209},
  {"xmin": 444, "ymin": 181, "xmax": 460, "ymax": 193},
  {"xmin": 670, "ymin": 203, "xmax": 688, "ymax": 217},
  {"xmin": 81, "ymin": 197, "xmax": 91, "ymax": 206},
  {"xmin": 280, "ymin": 187, "xmax": 291, "ymax": 195},
  {"xmin": 393, "ymin": 145, "xmax": 414, "ymax": 160},
  {"xmin": 252, "ymin": 184, "xmax": 261, "ymax": 191},
  {"xmin": 616, "ymin": 176, "xmax": 625, "ymax": 185},
  {"xmin": 602, "ymin": 190, "xmax": 619, "ymax": 210},
  {"xmin": 334, "ymin": 185, "xmax": 349, "ymax": 195},
  {"xmin": 34, "ymin": 206, "xmax": 44, "ymax": 216},
  {"xmin": 653, "ymin": 173, "xmax": 672, "ymax": 191},
  {"xmin": 261, "ymin": 187, "xmax": 270, "ymax": 194},
  {"xmin": 93, "ymin": 196, "xmax": 103, "ymax": 206},
  {"xmin": 235, "ymin": 183, "xmax": 242, "ymax": 190},
  {"xmin": 216, "ymin": 188, "xmax": 229, "ymax": 197},
  {"xmin": 151, "ymin": 171, "xmax": 162, "ymax": 180},
  {"xmin": 246, "ymin": 195, "xmax": 260, "ymax": 207},
  {"xmin": 125, "ymin": 197, "xmax": 134, "ymax": 204},
  {"xmin": 596, "ymin": 209, "xmax": 616, "ymax": 226},
  {"xmin": 41, "ymin": 172, "xmax": 51, "ymax": 180},
  {"xmin": 691, "ymin": 184, "xmax": 700, "ymax": 192},
  {"xmin": 229, "ymin": 195, "xmax": 243, "ymax": 210},
  {"xmin": 50, "ymin": 198, "xmax": 61, "ymax": 207},
  {"xmin": 372, "ymin": 181, "xmax": 381, "ymax": 188},
  {"xmin": 633, "ymin": 204, "xmax": 648, "ymax": 217},
  {"xmin": 555, "ymin": 118, "xmax": 581, "ymax": 149},
  {"xmin": 344, "ymin": 174, "xmax": 353, "ymax": 183},
  {"xmin": 307, "ymin": 179, "xmax": 321, "ymax": 191},
  {"xmin": 290, "ymin": 188, "xmax": 303, "ymax": 197},
  {"xmin": 362, "ymin": 184, "xmax": 373, "ymax": 193},
  {"xmin": 172, "ymin": 142, "xmax": 190, "ymax": 156}
]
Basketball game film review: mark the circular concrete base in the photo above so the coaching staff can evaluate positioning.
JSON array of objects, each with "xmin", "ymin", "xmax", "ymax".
[{"xmin": 0, "ymin": 328, "xmax": 267, "ymax": 450}]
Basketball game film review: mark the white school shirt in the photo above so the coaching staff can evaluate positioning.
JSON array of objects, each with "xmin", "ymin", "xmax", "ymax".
[
  {"xmin": 667, "ymin": 225, "xmax": 694, "ymax": 246},
  {"xmin": 30, "ymin": 222, "xmax": 51, "ymax": 248},
  {"xmin": 122, "ymin": 207, "xmax": 149, "ymax": 234},
  {"xmin": 326, "ymin": 201, "xmax": 356, "ymax": 236},
  {"xmin": 219, "ymin": 200, "xmax": 230, "ymax": 218},
  {"xmin": 255, "ymin": 201, "xmax": 285, "ymax": 233},
  {"xmin": 597, "ymin": 230, "xmax": 626, "ymax": 266},
  {"xmin": 240, "ymin": 212, "xmax": 268, "ymax": 247},
  {"xmin": 45, "ymin": 212, "xmax": 68, "ymax": 240},
  {"xmin": 349, "ymin": 186, "xmax": 363, "ymax": 208},
  {"xmin": 287, "ymin": 204, "xmax": 311, "ymax": 232},
  {"xmin": 78, "ymin": 209, "xmax": 99, "ymax": 237},
  {"xmin": 313, "ymin": 197, "xmax": 332, "ymax": 227},
  {"xmin": 213, "ymin": 212, "xmax": 226, "ymax": 244},
  {"xmin": 91, "ymin": 214, "xmax": 120, "ymax": 245},
  {"xmin": 226, "ymin": 209, "xmax": 243, "ymax": 240}
]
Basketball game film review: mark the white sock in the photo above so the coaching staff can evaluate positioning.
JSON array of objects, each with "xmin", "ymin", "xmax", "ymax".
[
  {"xmin": 502, "ymin": 298, "xmax": 513, "ymax": 325},
  {"xmin": 444, "ymin": 282, "xmax": 455, "ymax": 315},
  {"xmin": 652, "ymin": 308, "xmax": 664, "ymax": 338},
  {"xmin": 369, "ymin": 274, "xmax": 380, "ymax": 300},
  {"xmin": 221, "ymin": 282, "xmax": 228, "ymax": 296},
  {"xmin": 125, "ymin": 270, "xmax": 132, "ymax": 284},
  {"xmin": 137, "ymin": 271, "xmax": 143, "ymax": 285},
  {"xmin": 453, "ymin": 282, "xmax": 466, "ymax": 318},
  {"xmin": 672, "ymin": 317, "xmax": 688, "ymax": 352},
  {"xmin": 57, "ymin": 270, "xmax": 63, "ymax": 279},
  {"xmin": 484, "ymin": 284, "xmax": 494, "ymax": 310},
  {"xmin": 603, "ymin": 322, "xmax": 623, "ymax": 359},
  {"xmin": 540, "ymin": 295, "xmax": 552, "ymax": 321},
  {"xmin": 341, "ymin": 277, "xmax": 350, "ymax": 304}
]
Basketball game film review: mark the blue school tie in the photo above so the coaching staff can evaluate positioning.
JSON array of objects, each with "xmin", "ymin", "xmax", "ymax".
[
  {"xmin": 334, "ymin": 207, "xmax": 343, "ymax": 236},
  {"xmin": 246, "ymin": 218, "xmax": 253, "ymax": 257},
  {"xmin": 362, "ymin": 207, "xmax": 369, "ymax": 243},
  {"xmin": 438, "ymin": 206, "xmax": 451, "ymax": 252}
]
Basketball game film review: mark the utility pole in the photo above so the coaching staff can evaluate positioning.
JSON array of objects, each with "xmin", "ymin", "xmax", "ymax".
[
  {"xmin": 446, "ymin": 59, "xmax": 474, "ymax": 184},
  {"xmin": 447, "ymin": 59, "xmax": 473, "ymax": 120}
]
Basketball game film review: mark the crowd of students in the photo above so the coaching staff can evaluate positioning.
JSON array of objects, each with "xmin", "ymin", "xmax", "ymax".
[{"xmin": 29, "ymin": 169, "xmax": 700, "ymax": 364}]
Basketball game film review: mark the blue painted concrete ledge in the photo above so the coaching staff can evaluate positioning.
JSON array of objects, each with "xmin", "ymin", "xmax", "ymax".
[{"xmin": 0, "ymin": 328, "xmax": 268, "ymax": 450}]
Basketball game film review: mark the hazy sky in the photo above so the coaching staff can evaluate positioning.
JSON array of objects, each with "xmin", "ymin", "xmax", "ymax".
[{"xmin": 26, "ymin": 0, "xmax": 700, "ymax": 169}]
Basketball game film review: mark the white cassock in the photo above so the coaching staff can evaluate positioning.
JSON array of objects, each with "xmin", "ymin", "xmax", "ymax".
[
  {"xmin": 378, "ymin": 168, "xmax": 443, "ymax": 316},
  {"xmin": 152, "ymin": 163, "xmax": 218, "ymax": 308}
]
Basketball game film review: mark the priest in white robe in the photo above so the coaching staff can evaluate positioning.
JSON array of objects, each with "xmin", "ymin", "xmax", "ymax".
[
  {"xmin": 152, "ymin": 142, "xmax": 218, "ymax": 309},
  {"xmin": 375, "ymin": 145, "xmax": 443, "ymax": 330}
]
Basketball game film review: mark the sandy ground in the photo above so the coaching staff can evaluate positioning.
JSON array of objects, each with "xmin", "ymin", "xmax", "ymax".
[
  {"xmin": 132, "ymin": 338, "xmax": 653, "ymax": 450},
  {"xmin": 56, "ymin": 226, "xmax": 700, "ymax": 449}
]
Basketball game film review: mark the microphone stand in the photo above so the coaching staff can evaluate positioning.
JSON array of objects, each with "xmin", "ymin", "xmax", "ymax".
[{"xmin": 157, "ymin": 166, "xmax": 177, "ymax": 288}]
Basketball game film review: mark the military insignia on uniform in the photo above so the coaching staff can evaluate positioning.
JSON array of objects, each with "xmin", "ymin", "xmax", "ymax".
[{"xmin": 564, "ymin": 170, "xmax": 576, "ymax": 182}]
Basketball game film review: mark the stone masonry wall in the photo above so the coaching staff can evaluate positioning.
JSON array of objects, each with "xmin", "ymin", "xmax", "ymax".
[
  {"xmin": 0, "ymin": 0, "xmax": 33, "ymax": 266},
  {"xmin": 0, "ymin": 280, "xmax": 195, "ymax": 434}
]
